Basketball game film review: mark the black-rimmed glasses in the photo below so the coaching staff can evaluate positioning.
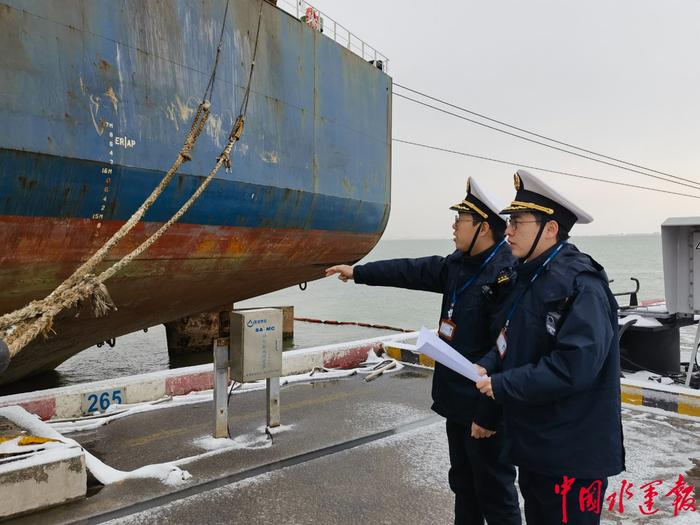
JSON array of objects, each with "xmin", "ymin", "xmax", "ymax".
[{"xmin": 506, "ymin": 218, "xmax": 541, "ymax": 231}]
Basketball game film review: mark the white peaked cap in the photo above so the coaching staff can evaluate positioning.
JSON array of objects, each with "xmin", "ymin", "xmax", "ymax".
[
  {"xmin": 449, "ymin": 176, "xmax": 507, "ymax": 225},
  {"xmin": 500, "ymin": 170, "xmax": 593, "ymax": 230}
]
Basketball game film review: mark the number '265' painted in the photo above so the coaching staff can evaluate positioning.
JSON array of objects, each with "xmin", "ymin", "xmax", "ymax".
[{"xmin": 86, "ymin": 389, "xmax": 123, "ymax": 412}]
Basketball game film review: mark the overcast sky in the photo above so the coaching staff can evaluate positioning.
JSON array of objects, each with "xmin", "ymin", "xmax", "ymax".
[{"xmin": 303, "ymin": 0, "xmax": 700, "ymax": 239}]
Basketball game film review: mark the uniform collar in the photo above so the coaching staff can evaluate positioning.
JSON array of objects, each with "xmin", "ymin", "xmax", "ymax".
[
  {"xmin": 516, "ymin": 243, "xmax": 563, "ymax": 278},
  {"xmin": 460, "ymin": 241, "xmax": 497, "ymax": 266}
]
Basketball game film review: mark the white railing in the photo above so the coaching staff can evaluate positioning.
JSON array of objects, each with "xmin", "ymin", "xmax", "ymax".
[{"xmin": 276, "ymin": 0, "xmax": 389, "ymax": 73}]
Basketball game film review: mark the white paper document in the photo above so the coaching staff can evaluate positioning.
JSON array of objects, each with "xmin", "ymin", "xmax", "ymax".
[{"xmin": 416, "ymin": 327, "xmax": 485, "ymax": 383}]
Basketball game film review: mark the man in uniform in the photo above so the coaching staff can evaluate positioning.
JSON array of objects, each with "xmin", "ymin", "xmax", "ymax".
[
  {"xmin": 326, "ymin": 178, "xmax": 521, "ymax": 525},
  {"xmin": 476, "ymin": 170, "xmax": 625, "ymax": 525}
]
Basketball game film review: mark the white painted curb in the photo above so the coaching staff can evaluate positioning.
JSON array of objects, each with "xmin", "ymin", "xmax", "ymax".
[{"xmin": 0, "ymin": 332, "xmax": 418, "ymax": 420}]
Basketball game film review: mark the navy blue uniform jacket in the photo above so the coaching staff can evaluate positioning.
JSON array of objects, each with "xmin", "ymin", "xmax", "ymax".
[
  {"xmin": 354, "ymin": 243, "xmax": 516, "ymax": 430},
  {"xmin": 480, "ymin": 243, "xmax": 625, "ymax": 478}
]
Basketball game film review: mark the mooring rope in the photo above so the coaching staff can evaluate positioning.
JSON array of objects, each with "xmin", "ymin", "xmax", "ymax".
[{"xmin": 0, "ymin": 0, "xmax": 265, "ymax": 358}]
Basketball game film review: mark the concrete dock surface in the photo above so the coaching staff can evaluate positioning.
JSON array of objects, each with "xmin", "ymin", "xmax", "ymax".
[{"xmin": 6, "ymin": 367, "xmax": 698, "ymax": 525}]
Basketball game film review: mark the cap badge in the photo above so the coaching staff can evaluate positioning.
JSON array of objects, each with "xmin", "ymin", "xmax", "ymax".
[{"xmin": 513, "ymin": 173, "xmax": 521, "ymax": 190}]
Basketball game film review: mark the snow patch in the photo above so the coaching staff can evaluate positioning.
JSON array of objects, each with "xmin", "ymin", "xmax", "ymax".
[
  {"xmin": 0, "ymin": 436, "xmax": 66, "ymax": 455},
  {"xmin": 226, "ymin": 425, "xmax": 284, "ymax": 450},
  {"xmin": 372, "ymin": 420, "xmax": 448, "ymax": 490},
  {"xmin": 0, "ymin": 406, "xmax": 191, "ymax": 486},
  {"xmin": 192, "ymin": 424, "xmax": 294, "ymax": 452},
  {"xmin": 362, "ymin": 349, "xmax": 384, "ymax": 363},
  {"xmin": 618, "ymin": 314, "xmax": 663, "ymax": 328},
  {"xmin": 0, "ymin": 446, "xmax": 83, "ymax": 475}
]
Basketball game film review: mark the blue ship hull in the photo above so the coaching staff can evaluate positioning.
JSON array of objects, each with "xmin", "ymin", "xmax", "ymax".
[{"xmin": 0, "ymin": 0, "xmax": 392, "ymax": 384}]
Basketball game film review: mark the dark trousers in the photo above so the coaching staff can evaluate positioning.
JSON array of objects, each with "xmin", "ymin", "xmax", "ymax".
[
  {"xmin": 446, "ymin": 420, "xmax": 521, "ymax": 525},
  {"xmin": 518, "ymin": 469, "xmax": 608, "ymax": 525}
]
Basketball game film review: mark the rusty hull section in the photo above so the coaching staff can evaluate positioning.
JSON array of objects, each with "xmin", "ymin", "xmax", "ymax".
[{"xmin": 1, "ymin": 215, "xmax": 380, "ymax": 384}]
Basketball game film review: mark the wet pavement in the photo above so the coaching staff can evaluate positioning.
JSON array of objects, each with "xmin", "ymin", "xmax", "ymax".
[{"xmin": 6, "ymin": 367, "xmax": 699, "ymax": 525}]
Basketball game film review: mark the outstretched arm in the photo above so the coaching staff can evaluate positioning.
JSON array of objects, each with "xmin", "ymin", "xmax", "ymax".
[{"xmin": 326, "ymin": 256, "xmax": 450, "ymax": 293}]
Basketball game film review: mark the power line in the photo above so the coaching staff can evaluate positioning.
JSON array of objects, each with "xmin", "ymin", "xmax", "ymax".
[
  {"xmin": 393, "ymin": 138, "xmax": 700, "ymax": 201},
  {"xmin": 393, "ymin": 91, "xmax": 700, "ymax": 192},
  {"xmin": 394, "ymin": 82, "xmax": 697, "ymax": 186}
]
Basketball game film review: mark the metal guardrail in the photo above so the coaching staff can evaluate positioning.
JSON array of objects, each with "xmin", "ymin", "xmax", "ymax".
[{"xmin": 276, "ymin": 0, "xmax": 389, "ymax": 72}]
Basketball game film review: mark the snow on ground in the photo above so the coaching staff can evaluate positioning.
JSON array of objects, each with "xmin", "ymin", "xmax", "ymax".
[
  {"xmin": 366, "ymin": 419, "xmax": 451, "ymax": 491},
  {"xmin": 0, "ymin": 406, "xmax": 191, "ymax": 486},
  {"xmin": 604, "ymin": 407, "xmax": 699, "ymax": 525},
  {"xmin": 192, "ymin": 424, "xmax": 295, "ymax": 452},
  {"xmin": 0, "ymin": 364, "xmax": 402, "ymax": 488},
  {"xmin": 102, "ymin": 421, "xmax": 452, "ymax": 525},
  {"xmin": 104, "ymin": 404, "xmax": 697, "ymax": 525}
]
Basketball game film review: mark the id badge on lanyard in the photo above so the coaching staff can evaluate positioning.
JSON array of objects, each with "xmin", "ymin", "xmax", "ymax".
[
  {"xmin": 496, "ymin": 327, "xmax": 508, "ymax": 359},
  {"xmin": 440, "ymin": 239, "xmax": 507, "ymax": 343},
  {"xmin": 439, "ymin": 318, "xmax": 457, "ymax": 341},
  {"xmin": 497, "ymin": 242, "xmax": 565, "ymax": 360}
]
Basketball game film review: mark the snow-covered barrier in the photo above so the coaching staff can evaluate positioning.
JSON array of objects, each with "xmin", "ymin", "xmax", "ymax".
[
  {"xmin": 0, "ymin": 332, "xmax": 418, "ymax": 421},
  {"xmin": 0, "ymin": 404, "xmax": 196, "ymax": 520},
  {"xmin": 0, "ymin": 407, "xmax": 86, "ymax": 519}
]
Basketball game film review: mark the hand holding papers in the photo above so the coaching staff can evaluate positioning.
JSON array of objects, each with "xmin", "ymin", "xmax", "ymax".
[{"xmin": 416, "ymin": 327, "xmax": 485, "ymax": 383}]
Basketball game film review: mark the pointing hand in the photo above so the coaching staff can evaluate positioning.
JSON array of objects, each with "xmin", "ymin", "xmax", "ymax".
[{"xmin": 325, "ymin": 265, "xmax": 354, "ymax": 282}]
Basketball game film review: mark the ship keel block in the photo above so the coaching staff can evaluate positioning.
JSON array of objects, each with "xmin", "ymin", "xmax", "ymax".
[
  {"xmin": 0, "ymin": 339, "xmax": 9, "ymax": 374},
  {"xmin": 165, "ymin": 306, "xmax": 294, "ymax": 356},
  {"xmin": 164, "ymin": 310, "xmax": 226, "ymax": 356}
]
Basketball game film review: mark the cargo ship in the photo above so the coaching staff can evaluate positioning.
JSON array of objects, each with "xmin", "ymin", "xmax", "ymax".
[{"xmin": 0, "ymin": 0, "xmax": 392, "ymax": 384}]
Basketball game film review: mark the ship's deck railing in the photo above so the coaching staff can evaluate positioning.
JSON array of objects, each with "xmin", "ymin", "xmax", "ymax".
[{"xmin": 276, "ymin": 0, "xmax": 389, "ymax": 73}]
